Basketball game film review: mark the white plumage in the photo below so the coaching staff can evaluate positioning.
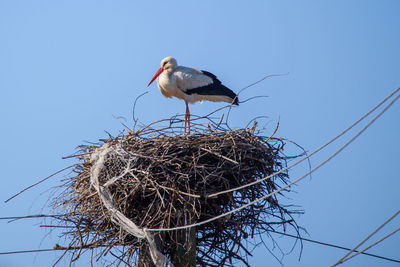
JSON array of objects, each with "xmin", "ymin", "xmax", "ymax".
[{"xmin": 147, "ymin": 56, "xmax": 238, "ymax": 134}]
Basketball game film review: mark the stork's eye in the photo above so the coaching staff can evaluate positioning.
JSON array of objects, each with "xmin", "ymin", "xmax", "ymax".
[{"xmin": 163, "ymin": 61, "xmax": 167, "ymax": 67}]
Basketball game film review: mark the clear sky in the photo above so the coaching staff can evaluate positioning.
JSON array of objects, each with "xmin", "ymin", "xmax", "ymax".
[{"xmin": 1, "ymin": 1, "xmax": 399, "ymax": 266}]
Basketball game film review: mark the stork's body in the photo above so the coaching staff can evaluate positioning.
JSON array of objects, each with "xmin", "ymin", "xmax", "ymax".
[{"xmin": 147, "ymin": 57, "xmax": 238, "ymax": 134}]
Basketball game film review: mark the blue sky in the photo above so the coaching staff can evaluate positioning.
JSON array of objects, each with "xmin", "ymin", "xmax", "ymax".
[{"xmin": 1, "ymin": 1, "xmax": 399, "ymax": 266}]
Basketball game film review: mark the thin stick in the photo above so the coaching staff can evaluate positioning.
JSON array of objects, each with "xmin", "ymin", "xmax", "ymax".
[
  {"xmin": 4, "ymin": 165, "xmax": 76, "ymax": 203},
  {"xmin": 132, "ymin": 91, "xmax": 149, "ymax": 131},
  {"xmin": 225, "ymin": 73, "xmax": 287, "ymax": 126}
]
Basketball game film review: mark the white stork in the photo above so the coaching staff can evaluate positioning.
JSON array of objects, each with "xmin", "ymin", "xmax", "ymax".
[{"xmin": 147, "ymin": 56, "xmax": 238, "ymax": 134}]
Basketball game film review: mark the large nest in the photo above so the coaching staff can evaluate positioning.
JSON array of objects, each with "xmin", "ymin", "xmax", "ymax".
[{"xmin": 53, "ymin": 121, "xmax": 302, "ymax": 266}]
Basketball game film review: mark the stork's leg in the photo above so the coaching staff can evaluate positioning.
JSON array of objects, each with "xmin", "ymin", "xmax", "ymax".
[
  {"xmin": 187, "ymin": 103, "xmax": 191, "ymax": 134},
  {"xmin": 184, "ymin": 101, "xmax": 187, "ymax": 134},
  {"xmin": 184, "ymin": 101, "xmax": 191, "ymax": 134}
]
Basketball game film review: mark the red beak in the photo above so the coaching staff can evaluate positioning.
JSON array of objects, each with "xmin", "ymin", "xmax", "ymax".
[{"xmin": 147, "ymin": 67, "xmax": 164, "ymax": 87}]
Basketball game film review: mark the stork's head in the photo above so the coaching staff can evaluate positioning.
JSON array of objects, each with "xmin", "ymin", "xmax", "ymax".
[
  {"xmin": 147, "ymin": 56, "xmax": 177, "ymax": 87},
  {"xmin": 161, "ymin": 56, "xmax": 177, "ymax": 71}
]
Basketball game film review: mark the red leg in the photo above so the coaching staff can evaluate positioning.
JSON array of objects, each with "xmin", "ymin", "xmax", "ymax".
[
  {"xmin": 184, "ymin": 101, "xmax": 187, "ymax": 134},
  {"xmin": 184, "ymin": 101, "xmax": 190, "ymax": 134},
  {"xmin": 184, "ymin": 112, "xmax": 186, "ymax": 134},
  {"xmin": 187, "ymin": 104, "xmax": 191, "ymax": 134}
]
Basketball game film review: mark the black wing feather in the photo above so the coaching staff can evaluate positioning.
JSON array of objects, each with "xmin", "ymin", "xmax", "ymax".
[{"xmin": 185, "ymin": 70, "xmax": 239, "ymax": 105}]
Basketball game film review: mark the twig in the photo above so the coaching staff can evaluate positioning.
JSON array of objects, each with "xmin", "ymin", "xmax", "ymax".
[{"xmin": 4, "ymin": 165, "xmax": 76, "ymax": 203}]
